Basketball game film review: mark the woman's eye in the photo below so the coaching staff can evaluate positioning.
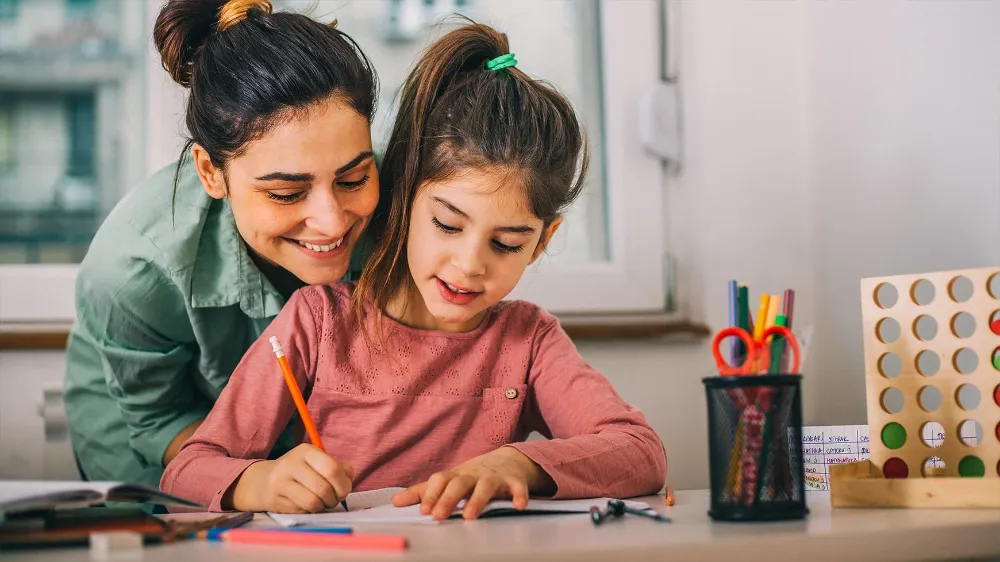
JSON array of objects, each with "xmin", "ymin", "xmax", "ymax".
[
  {"xmin": 432, "ymin": 217, "xmax": 460, "ymax": 233},
  {"xmin": 492, "ymin": 240, "xmax": 524, "ymax": 254},
  {"xmin": 266, "ymin": 191, "xmax": 304, "ymax": 203},
  {"xmin": 338, "ymin": 174, "xmax": 370, "ymax": 190}
]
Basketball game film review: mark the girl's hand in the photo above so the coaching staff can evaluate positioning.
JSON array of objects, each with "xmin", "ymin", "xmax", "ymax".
[
  {"xmin": 227, "ymin": 443, "xmax": 354, "ymax": 513},
  {"xmin": 390, "ymin": 447, "xmax": 555, "ymax": 520}
]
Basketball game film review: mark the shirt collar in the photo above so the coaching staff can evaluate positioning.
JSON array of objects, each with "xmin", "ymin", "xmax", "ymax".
[{"xmin": 189, "ymin": 196, "xmax": 285, "ymax": 320}]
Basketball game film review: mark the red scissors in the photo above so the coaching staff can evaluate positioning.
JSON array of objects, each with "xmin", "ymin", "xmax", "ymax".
[
  {"xmin": 712, "ymin": 325, "xmax": 801, "ymax": 506},
  {"xmin": 711, "ymin": 325, "xmax": 801, "ymax": 376}
]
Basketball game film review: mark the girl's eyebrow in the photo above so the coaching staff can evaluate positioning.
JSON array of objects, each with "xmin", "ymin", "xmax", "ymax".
[
  {"xmin": 253, "ymin": 151, "xmax": 374, "ymax": 182},
  {"xmin": 432, "ymin": 196, "xmax": 536, "ymax": 234}
]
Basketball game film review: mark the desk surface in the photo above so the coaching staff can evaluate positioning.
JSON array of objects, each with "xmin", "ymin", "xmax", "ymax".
[{"xmin": 7, "ymin": 491, "xmax": 1000, "ymax": 562}]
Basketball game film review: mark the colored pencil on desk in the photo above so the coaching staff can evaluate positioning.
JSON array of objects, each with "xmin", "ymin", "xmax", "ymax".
[
  {"xmin": 269, "ymin": 336, "xmax": 348, "ymax": 512},
  {"xmin": 210, "ymin": 528, "xmax": 406, "ymax": 551}
]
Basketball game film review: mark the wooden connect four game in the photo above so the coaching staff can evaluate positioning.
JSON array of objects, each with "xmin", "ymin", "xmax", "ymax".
[{"xmin": 829, "ymin": 267, "xmax": 1000, "ymax": 508}]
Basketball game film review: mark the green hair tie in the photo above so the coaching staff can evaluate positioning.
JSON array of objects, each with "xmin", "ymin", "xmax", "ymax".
[{"xmin": 486, "ymin": 53, "xmax": 517, "ymax": 72}]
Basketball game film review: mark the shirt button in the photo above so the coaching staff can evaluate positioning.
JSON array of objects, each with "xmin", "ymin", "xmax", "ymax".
[{"xmin": 505, "ymin": 388, "xmax": 518, "ymax": 399}]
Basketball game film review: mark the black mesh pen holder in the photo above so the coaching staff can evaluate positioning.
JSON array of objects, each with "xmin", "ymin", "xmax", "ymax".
[{"xmin": 703, "ymin": 374, "xmax": 808, "ymax": 521}]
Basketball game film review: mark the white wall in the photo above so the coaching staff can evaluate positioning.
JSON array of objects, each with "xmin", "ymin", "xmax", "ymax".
[
  {"xmin": 0, "ymin": 351, "xmax": 79, "ymax": 480},
  {"xmin": 806, "ymin": 0, "xmax": 1000, "ymax": 429},
  {"xmin": 3, "ymin": 0, "xmax": 998, "ymax": 490},
  {"xmin": 587, "ymin": 0, "xmax": 1000, "ymax": 490}
]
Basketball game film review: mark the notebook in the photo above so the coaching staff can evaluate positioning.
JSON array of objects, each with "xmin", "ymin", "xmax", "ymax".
[
  {"xmin": 0, "ymin": 481, "xmax": 201, "ymax": 518},
  {"xmin": 268, "ymin": 487, "xmax": 655, "ymax": 526}
]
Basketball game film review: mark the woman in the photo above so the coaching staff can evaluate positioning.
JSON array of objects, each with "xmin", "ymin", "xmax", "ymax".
[{"xmin": 64, "ymin": 0, "xmax": 381, "ymax": 487}]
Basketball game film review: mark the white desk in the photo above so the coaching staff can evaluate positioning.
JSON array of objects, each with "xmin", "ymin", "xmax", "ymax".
[{"xmin": 7, "ymin": 491, "xmax": 1000, "ymax": 562}]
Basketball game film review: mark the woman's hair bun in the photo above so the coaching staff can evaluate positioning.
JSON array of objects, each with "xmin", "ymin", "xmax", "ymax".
[{"xmin": 153, "ymin": 0, "xmax": 272, "ymax": 88}]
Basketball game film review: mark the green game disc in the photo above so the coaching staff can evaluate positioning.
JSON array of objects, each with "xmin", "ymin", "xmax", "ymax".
[
  {"xmin": 958, "ymin": 455, "xmax": 985, "ymax": 477},
  {"xmin": 881, "ymin": 422, "xmax": 907, "ymax": 450}
]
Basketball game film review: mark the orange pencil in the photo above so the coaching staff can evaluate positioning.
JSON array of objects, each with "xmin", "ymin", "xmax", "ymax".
[
  {"xmin": 269, "ymin": 336, "xmax": 325, "ymax": 451},
  {"xmin": 269, "ymin": 336, "xmax": 348, "ymax": 511}
]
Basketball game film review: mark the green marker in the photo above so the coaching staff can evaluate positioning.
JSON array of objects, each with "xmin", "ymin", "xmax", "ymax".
[
  {"xmin": 737, "ymin": 285, "xmax": 750, "ymax": 364},
  {"xmin": 769, "ymin": 315, "xmax": 787, "ymax": 374}
]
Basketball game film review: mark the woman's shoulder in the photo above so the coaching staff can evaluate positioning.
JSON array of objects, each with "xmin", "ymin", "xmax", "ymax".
[
  {"xmin": 111, "ymin": 158, "xmax": 209, "ymax": 231},
  {"xmin": 83, "ymin": 160, "xmax": 215, "ymax": 280},
  {"xmin": 77, "ymin": 160, "xmax": 216, "ymax": 308}
]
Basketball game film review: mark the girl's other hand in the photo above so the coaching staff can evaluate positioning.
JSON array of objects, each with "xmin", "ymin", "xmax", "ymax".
[
  {"xmin": 227, "ymin": 443, "xmax": 354, "ymax": 513},
  {"xmin": 390, "ymin": 447, "xmax": 554, "ymax": 520}
]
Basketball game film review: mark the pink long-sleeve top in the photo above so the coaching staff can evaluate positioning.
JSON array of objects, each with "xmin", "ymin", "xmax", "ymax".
[{"xmin": 161, "ymin": 284, "xmax": 667, "ymax": 511}]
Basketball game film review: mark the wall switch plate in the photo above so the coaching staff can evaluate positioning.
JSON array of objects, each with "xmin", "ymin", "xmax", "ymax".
[{"xmin": 638, "ymin": 81, "xmax": 682, "ymax": 170}]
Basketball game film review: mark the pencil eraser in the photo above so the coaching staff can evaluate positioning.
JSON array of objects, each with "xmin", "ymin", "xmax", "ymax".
[{"xmin": 90, "ymin": 531, "xmax": 143, "ymax": 559}]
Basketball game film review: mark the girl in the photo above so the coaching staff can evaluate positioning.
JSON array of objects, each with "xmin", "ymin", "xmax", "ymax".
[
  {"xmin": 162, "ymin": 23, "xmax": 667, "ymax": 519},
  {"xmin": 65, "ymin": 0, "xmax": 380, "ymax": 487}
]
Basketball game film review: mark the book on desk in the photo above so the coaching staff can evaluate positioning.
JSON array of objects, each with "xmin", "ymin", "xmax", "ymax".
[{"xmin": 0, "ymin": 480, "xmax": 217, "ymax": 551}]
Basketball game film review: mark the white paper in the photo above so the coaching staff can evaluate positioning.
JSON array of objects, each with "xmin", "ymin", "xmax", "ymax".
[{"xmin": 268, "ymin": 488, "xmax": 653, "ymax": 527}]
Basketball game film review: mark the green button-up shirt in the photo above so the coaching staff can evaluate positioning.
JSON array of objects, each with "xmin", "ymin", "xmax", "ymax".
[{"xmin": 64, "ymin": 159, "xmax": 368, "ymax": 487}]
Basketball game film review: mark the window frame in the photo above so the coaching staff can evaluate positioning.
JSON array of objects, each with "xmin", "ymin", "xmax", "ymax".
[
  {"xmin": 0, "ymin": 0, "xmax": 670, "ymax": 323},
  {"xmin": 507, "ymin": 0, "xmax": 668, "ymax": 314}
]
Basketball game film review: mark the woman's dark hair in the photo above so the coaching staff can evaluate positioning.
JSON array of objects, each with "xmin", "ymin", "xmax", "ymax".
[
  {"xmin": 154, "ymin": 0, "xmax": 378, "ymax": 189},
  {"xmin": 354, "ymin": 21, "xmax": 588, "ymax": 328}
]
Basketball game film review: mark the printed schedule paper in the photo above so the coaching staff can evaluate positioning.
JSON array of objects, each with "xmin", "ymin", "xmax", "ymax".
[{"xmin": 801, "ymin": 425, "xmax": 871, "ymax": 491}]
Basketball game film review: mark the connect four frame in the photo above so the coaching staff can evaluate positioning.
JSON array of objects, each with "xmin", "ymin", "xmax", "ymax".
[{"xmin": 829, "ymin": 267, "xmax": 1000, "ymax": 508}]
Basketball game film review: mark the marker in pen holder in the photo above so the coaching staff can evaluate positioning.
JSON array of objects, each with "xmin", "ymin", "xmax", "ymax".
[{"xmin": 703, "ymin": 374, "xmax": 808, "ymax": 521}]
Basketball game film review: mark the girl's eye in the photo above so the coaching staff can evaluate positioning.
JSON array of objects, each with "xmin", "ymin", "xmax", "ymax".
[
  {"xmin": 266, "ymin": 191, "xmax": 304, "ymax": 203},
  {"xmin": 338, "ymin": 174, "xmax": 370, "ymax": 190},
  {"xmin": 492, "ymin": 241, "xmax": 524, "ymax": 254},
  {"xmin": 432, "ymin": 217, "xmax": 460, "ymax": 233}
]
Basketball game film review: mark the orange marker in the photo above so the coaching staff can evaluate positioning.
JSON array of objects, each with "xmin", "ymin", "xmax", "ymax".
[
  {"xmin": 213, "ymin": 528, "xmax": 406, "ymax": 551},
  {"xmin": 270, "ymin": 336, "xmax": 348, "ymax": 511}
]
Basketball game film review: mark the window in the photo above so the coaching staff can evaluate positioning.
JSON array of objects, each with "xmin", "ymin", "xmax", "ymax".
[
  {"xmin": 285, "ymin": 0, "xmax": 668, "ymax": 314},
  {"xmin": 0, "ymin": 0, "xmax": 146, "ymax": 322},
  {"xmin": 0, "ymin": 0, "xmax": 669, "ymax": 322}
]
